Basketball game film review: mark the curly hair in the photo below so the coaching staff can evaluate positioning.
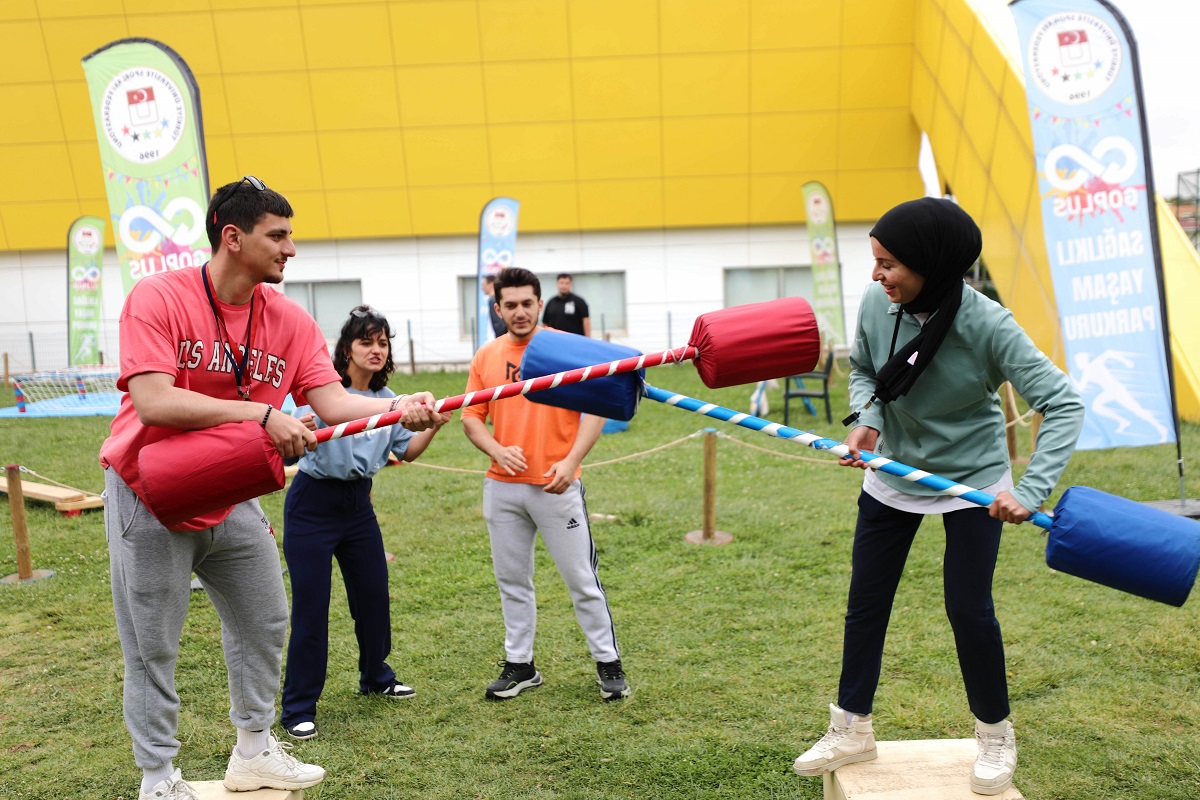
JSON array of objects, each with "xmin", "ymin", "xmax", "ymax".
[{"xmin": 332, "ymin": 306, "xmax": 395, "ymax": 393}]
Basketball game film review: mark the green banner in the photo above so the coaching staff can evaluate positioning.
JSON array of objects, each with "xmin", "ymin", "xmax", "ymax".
[
  {"xmin": 81, "ymin": 38, "xmax": 210, "ymax": 297},
  {"xmin": 67, "ymin": 216, "xmax": 105, "ymax": 365},
  {"xmin": 802, "ymin": 181, "xmax": 845, "ymax": 345}
]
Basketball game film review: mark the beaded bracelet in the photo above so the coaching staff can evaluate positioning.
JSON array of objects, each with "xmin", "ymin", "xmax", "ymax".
[
  {"xmin": 260, "ymin": 404, "xmax": 273, "ymax": 427},
  {"xmin": 389, "ymin": 394, "xmax": 410, "ymax": 412}
]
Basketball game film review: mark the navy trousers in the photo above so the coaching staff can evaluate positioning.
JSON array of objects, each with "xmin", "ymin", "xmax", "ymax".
[
  {"xmin": 837, "ymin": 491, "xmax": 1010, "ymax": 724},
  {"xmin": 281, "ymin": 471, "xmax": 396, "ymax": 727}
]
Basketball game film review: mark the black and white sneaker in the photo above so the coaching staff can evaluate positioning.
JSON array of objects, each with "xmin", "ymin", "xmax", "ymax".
[
  {"xmin": 284, "ymin": 720, "xmax": 318, "ymax": 741},
  {"xmin": 485, "ymin": 660, "xmax": 543, "ymax": 699},
  {"xmin": 362, "ymin": 679, "xmax": 415, "ymax": 699},
  {"xmin": 597, "ymin": 659, "xmax": 631, "ymax": 700}
]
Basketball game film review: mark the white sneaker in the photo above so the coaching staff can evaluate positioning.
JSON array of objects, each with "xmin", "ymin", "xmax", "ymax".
[
  {"xmin": 139, "ymin": 769, "xmax": 199, "ymax": 800},
  {"xmin": 793, "ymin": 703, "xmax": 878, "ymax": 775},
  {"xmin": 971, "ymin": 718, "xmax": 1017, "ymax": 795},
  {"xmin": 223, "ymin": 735, "xmax": 327, "ymax": 792}
]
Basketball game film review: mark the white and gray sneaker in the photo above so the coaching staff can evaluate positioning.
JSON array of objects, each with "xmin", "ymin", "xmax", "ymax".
[
  {"xmin": 971, "ymin": 718, "xmax": 1017, "ymax": 795},
  {"xmin": 793, "ymin": 703, "xmax": 878, "ymax": 776},
  {"xmin": 139, "ymin": 769, "xmax": 199, "ymax": 800},
  {"xmin": 223, "ymin": 735, "xmax": 327, "ymax": 792}
]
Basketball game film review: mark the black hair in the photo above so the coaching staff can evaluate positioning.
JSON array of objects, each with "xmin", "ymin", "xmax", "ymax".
[
  {"xmin": 205, "ymin": 178, "xmax": 294, "ymax": 251},
  {"xmin": 556, "ymin": 273, "xmax": 572, "ymax": 281},
  {"xmin": 494, "ymin": 267, "xmax": 541, "ymax": 304},
  {"xmin": 332, "ymin": 306, "xmax": 395, "ymax": 393}
]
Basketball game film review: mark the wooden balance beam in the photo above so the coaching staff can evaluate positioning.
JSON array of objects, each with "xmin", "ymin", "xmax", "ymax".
[
  {"xmin": 0, "ymin": 476, "xmax": 104, "ymax": 516},
  {"xmin": 823, "ymin": 739, "xmax": 1025, "ymax": 800}
]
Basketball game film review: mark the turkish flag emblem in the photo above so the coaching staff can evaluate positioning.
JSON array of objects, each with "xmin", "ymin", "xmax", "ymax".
[
  {"xmin": 1056, "ymin": 29, "xmax": 1091, "ymax": 67},
  {"xmin": 126, "ymin": 86, "xmax": 159, "ymax": 127}
]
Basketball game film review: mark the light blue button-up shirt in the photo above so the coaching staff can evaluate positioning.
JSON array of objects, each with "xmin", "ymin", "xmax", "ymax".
[{"xmin": 292, "ymin": 387, "xmax": 413, "ymax": 481}]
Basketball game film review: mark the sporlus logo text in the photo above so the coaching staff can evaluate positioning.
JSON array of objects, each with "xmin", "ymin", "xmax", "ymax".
[
  {"xmin": 1027, "ymin": 12, "xmax": 1121, "ymax": 105},
  {"xmin": 71, "ymin": 264, "xmax": 101, "ymax": 290},
  {"xmin": 1044, "ymin": 136, "xmax": 1141, "ymax": 220},
  {"xmin": 100, "ymin": 67, "xmax": 187, "ymax": 163}
]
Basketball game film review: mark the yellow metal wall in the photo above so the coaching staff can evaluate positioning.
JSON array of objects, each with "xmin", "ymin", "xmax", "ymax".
[
  {"xmin": 911, "ymin": 0, "xmax": 1063, "ymax": 358},
  {"xmin": 0, "ymin": 0, "xmax": 923, "ymax": 251},
  {"xmin": 912, "ymin": 0, "xmax": 1198, "ymax": 418}
]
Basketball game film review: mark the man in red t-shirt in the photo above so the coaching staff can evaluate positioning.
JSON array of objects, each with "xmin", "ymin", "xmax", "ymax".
[
  {"xmin": 101, "ymin": 176, "xmax": 448, "ymax": 800},
  {"xmin": 462, "ymin": 267, "xmax": 629, "ymax": 703}
]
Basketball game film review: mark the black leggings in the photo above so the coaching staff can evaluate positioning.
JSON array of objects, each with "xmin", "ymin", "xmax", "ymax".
[{"xmin": 837, "ymin": 491, "xmax": 1010, "ymax": 724}]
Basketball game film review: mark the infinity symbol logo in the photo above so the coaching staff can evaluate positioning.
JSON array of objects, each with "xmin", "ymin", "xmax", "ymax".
[
  {"xmin": 119, "ymin": 197, "xmax": 206, "ymax": 254},
  {"xmin": 480, "ymin": 248, "xmax": 513, "ymax": 268},
  {"xmin": 71, "ymin": 265, "xmax": 101, "ymax": 282},
  {"xmin": 1043, "ymin": 136, "xmax": 1138, "ymax": 192}
]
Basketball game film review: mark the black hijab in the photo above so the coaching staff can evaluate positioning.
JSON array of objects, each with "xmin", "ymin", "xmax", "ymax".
[{"xmin": 865, "ymin": 197, "xmax": 982, "ymax": 406}]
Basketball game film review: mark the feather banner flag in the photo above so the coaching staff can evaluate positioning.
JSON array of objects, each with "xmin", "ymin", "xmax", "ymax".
[
  {"xmin": 1010, "ymin": 0, "xmax": 1179, "ymax": 451},
  {"xmin": 66, "ymin": 216, "xmax": 105, "ymax": 365},
  {"xmin": 82, "ymin": 39, "xmax": 211, "ymax": 298},
  {"xmin": 476, "ymin": 197, "xmax": 520, "ymax": 350}
]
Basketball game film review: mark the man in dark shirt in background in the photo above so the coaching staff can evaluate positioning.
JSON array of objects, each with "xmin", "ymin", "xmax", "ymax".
[{"xmin": 540, "ymin": 273, "xmax": 590, "ymax": 337}]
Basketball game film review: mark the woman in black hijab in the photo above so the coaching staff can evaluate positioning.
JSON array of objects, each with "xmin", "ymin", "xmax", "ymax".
[{"xmin": 793, "ymin": 198, "xmax": 1083, "ymax": 796}]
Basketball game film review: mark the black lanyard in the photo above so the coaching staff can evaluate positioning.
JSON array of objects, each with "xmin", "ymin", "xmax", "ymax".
[{"xmin": 201, "ymin": 264, "xmax": 255, "ymax": 401}]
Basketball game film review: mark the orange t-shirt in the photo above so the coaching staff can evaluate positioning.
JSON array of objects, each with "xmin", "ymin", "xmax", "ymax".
[{"xmin": 462, "ymin": 333, "xmax": 583, "ymax": 485}]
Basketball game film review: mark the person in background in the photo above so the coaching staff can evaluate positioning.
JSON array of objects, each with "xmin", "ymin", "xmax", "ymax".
[
  {"xmin": 462, "ymin": 266, "xmax": 629, "ymax": 702},
  {"xmin": 482, "ymin": 275, "xmax": 507, "ymax": 337},
  {"xmin": 100, "ymin": 176, "xmax": 442, "ymax": 800},
  {"xmin": 540, "ymin": 273, "xmax": 591, "ymax": 337},
  {"xmin": 280, "ymin": 305, "xmax": 448, "ymax": 742},
  {"xmin": 792, "ymin": 198, "xmax": 1083, "ymax": 796}
]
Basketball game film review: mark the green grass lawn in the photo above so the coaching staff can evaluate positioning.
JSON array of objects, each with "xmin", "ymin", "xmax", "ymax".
[{"xmin": 1, "ymin": 363, "xmax": 1199, "ymax": 799}]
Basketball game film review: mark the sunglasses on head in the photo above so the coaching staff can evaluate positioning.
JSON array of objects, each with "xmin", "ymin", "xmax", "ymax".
[
  {"xmin": 211, "ymin": 175, "xmax": 268, "ymax": 224},
  {"xmin": 351, "ymin": 306, "xmax": 385, "ymax": 321}
]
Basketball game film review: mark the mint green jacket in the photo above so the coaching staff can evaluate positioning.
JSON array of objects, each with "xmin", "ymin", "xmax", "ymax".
[{"xmin": 849, "ymin": 282, "xmax": 1084, "ymax": 513}]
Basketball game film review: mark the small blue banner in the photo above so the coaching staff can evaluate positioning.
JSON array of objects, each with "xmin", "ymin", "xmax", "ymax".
[{"xmin": 476, "ymin": 197, "xmax": 519, "ymax": 350}]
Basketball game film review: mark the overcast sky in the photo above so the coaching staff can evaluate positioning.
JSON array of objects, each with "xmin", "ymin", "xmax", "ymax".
[{"xmin": 969, "ymin": 0, "xmax": 1200, "ymax": 196}]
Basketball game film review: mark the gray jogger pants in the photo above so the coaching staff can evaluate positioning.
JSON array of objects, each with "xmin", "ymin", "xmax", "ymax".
[
  {"xmin": 482, "ymin": 478, "xmax": 619, "ymax": 664},
  {"xmin": 104, "ymin": 467, "xmax": 288, "ymax": 770}
]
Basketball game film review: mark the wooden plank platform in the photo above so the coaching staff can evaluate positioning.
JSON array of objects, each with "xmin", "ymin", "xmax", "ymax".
[
  {"xmin": 0, "ymin": 476, "xmax": 104, "ymax": 514},
  {"xmin": 824, "ymin": 739, "xmax": 1024, "ymax": 800},
  {"xmin": 190, "ymin": 781, "xmax": 304, "ymax": 799},
  {"xmin": 1141, "ymin": 498, "xmax": 1200, "ymax": 519}
]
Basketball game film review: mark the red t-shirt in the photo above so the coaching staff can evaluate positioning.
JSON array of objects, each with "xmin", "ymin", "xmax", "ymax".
[{"xmin": 99, "ymin": 266, "xmax": 339, "ymax": 528}]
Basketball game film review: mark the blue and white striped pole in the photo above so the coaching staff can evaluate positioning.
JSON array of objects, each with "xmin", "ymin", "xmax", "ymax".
[{"xmin": 642, "ymin": 383, "xmax": 1055, "ymax": 529}]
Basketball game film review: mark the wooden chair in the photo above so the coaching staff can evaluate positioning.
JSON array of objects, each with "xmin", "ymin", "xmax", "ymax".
[{"xmin": 784, "ymin": 349, "xmax": 835, "ymax": 426}]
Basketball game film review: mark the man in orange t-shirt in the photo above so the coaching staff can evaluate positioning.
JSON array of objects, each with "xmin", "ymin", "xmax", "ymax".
[{"xmin": 462, "ymin": 267, "xmax": 630, "ymax": 702}]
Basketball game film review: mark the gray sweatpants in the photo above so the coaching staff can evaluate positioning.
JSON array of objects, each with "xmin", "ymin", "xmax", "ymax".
[
  {"xmin": 483, "ymin": 478, "xmax": 619, "ymax": 664},
  {"xmin": 104, "ymin": 467, "xmax": 288, "ymax": 770}
]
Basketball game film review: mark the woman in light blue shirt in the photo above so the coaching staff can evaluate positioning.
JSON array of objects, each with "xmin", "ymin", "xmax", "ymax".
[{"xmin": 280, "ymin": 306, "xmax": 447, "ymax": 741}]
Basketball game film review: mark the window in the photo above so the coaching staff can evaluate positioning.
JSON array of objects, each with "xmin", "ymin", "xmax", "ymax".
[
  {"xmin": 282, "ymin": 280, "xmax": 362, "ymax": 338},
  {"xmin": 458, "ymin": 276, "xmax": 491, "ymax": 340},
  {"xmin": 724, "ymin": 266, "xmax": 812, "ymax": 308},
  {"xmin": 458, "ymin": 272, "xmax": 627, "ymax": 338}
]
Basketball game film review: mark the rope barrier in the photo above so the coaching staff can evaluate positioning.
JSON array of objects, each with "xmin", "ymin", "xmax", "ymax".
[
  {"xmin": 398, "ymin": 462, "xmax": 485, "ymax": 476},
  {"xmin": 712, "ymin": 430, "xmax": 834, "ymax": 465},
  {"xmin": 15, "ymin": 465, "xmax": 98, "ymax": 497},
  {"xmin": 584, "ymin": 431, "xmax": 702, "ymax": 468},
  {"xmin": 398, "ymin": 430, "xmax": 706, "ymax": 476},
  {"xmin": 1005, "ymin": 408, "xmax": 1036, "ymax": 429}
]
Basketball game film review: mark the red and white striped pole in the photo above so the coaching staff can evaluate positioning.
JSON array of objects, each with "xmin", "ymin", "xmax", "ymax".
[{"xmin": 314, "ymin": 345, "xmax": 697, "ymax": 444}]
